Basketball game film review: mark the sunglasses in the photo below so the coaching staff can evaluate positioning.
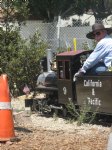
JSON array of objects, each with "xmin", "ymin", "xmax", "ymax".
[{"xmin": 93, "ymin": 31, "xmax": 101, "ymax": 37}]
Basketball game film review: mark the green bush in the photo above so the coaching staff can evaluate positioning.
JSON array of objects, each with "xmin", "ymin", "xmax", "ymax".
[
  {"xmin": 0, "ymin": 28, "xmax": 47, "ymax": 96},
  {"xmin": 0, "ymin": 1, "xmax": 48, "ymax": 97},
  {"xmin": 67, "ymin": 100, "xmax": 97, "ymax": 126}
]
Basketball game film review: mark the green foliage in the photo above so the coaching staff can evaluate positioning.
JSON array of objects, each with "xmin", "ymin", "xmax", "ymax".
[
  {"xmin": 28, "ymin": 0, "xmax": 112, "ymax": 22},
  {"xmin": 92, "ymin": 40, "xmax": 97, "ymax": 49},
  {"xmin": 108, "ymin": 67, "xmax": 112, "ymax": 71},
  {"xmin": 82, "ymin": 39, "xmax": 97, "ymax": 51},
  {"xmin": 108, "ymin": 61, "xmax": 112, "ymax": 71},
  {"xmin": 0, "ymin": 0, "xmax": 29, "ymax": 26},
  {"xmin": 82, "ymin": 42, "xmax": 90, "ymax": 51},
  {"xmin": 0, "ymin": 0, "xmax": 47, "ymax": 96},
  {"xmin": 67, "ymin": 100, "xmax": 97, "ymax": 126},
  {"xmin": 72, "ymin": 19, "xmax": 90, "ymax": 27},
  {"xmin": 28, "ymin": 0, "xmax": 75, "ymax": 22},
  {"xmin": 56, "ymin": 47, "xmax": 67, "ymax": 53},
  {"xmin": 0, "ymin": 28, "xmax": 47, "ymax": 96}
]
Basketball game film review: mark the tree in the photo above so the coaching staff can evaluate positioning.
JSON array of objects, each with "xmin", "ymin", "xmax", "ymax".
[
  {"xmin": 0, "ymin": 0, "xmax": 29, "ymax": 26},
  {"xmin": 28, "ymin": 0, "xmax": 112, "ymax": 22},
  {"xmin": 0, "ymin": 0, "xmax": 47, "ymax": 96},
  {"xmin": 71, "ymin": 0, "xmax": 112, "ymax": 21},
  {"xmin": 85, "ymin": 0, "xmax": 112, "ymax": 21},
  {"xmin": 28, "ymin": 0, "xmax": 76, "ymax": 22}
]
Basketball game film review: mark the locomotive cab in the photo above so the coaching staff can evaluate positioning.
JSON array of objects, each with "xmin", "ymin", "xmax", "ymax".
[{"xmin": 56, "ymin": 50, "xmax": 92, "ymax": 106}]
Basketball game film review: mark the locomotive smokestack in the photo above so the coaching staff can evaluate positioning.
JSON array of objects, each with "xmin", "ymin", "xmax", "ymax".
[{"xmin": 47, "ymin": 49, "xmax": 53, "ymax": 72}]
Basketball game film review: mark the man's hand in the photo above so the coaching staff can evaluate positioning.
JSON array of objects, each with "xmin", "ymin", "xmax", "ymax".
[{"xmin": 73, "ymin": 69, "xmax": 84, "ymax": 81}]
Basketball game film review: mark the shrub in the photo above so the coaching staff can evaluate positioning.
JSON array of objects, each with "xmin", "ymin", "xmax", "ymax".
[
  {"xmin": 67, "ymin": 100, "xmax": 97, "ymax": 126},
  {"xmin": 0, "ymin": 28, "xmax": 47, "ymax": 96}
]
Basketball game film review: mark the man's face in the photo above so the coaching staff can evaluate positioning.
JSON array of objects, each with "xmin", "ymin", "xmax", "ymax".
[{"xmin": 93, "ymin": 30, "xmax": 107, "ymax": 42}]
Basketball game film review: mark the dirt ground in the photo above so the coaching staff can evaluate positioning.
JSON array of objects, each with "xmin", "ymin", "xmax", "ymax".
[{"xmin": 0, "ymin": 96, "xmax": 111, "ymax": 150}]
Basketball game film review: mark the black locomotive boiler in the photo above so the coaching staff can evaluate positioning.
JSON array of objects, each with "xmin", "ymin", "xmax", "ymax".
[{"xmin": 26, "ymin": 49, "xmax": 112, "ymax": 116}]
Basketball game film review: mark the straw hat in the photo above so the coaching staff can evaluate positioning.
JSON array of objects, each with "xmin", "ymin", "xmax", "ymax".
[{"xmin": 86, "ymin": 23, "xmax": 112, "ymax": 39}]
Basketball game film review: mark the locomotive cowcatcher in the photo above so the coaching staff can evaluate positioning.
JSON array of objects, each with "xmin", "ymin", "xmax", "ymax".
[{"xmin": 25, "ymin": 49, "xmax": 112, "ymax": 116}]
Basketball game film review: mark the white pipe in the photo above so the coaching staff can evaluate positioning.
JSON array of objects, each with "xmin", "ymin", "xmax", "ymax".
[
  {"xmin": 47, "ymin": 49, "xmax": 53, "ymax": 72},
  {"xmin": 57, "ymin": 16, "xmax": 61, "ymax": 47}
]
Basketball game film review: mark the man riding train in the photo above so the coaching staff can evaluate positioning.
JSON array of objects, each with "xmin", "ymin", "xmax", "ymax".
[{"xmin": 75, "ymin": 23, "xmax": 112, "ymax": 77}]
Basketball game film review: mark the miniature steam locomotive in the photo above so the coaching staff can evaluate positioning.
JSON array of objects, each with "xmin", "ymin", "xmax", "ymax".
[{"xmin": 26, "ymin": 49, "xmax": 112, "ymax": 116}]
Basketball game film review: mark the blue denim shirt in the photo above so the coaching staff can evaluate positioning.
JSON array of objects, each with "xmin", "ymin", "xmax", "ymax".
[{"xmin": 81, "ymin": 35, "xmax": 112, "ymax": 73}]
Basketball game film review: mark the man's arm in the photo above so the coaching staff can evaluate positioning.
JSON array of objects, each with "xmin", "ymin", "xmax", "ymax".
[{"xmin": 81, "ymin": 42, "xmax": 107, "ymax": 73}]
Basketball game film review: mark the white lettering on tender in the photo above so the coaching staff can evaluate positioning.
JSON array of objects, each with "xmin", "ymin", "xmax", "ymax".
[
  {"xmin": 87, "ymin": 97, "xmax": 101, "ymax": 106},
  {"xmin": 92, "ymin": 88, "xmax": 95, "ymax": 96},
  {"xmin": 84, "ymin": 80, "xmax": 102, "ymax": 87}
]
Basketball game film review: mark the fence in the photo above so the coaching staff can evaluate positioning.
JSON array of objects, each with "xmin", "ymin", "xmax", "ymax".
[{"xmin": 20, "ymin": 20, "xmax": 112, "ymax": 52}]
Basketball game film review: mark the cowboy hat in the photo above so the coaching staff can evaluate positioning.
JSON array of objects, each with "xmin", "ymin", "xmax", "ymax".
[{"xmin": 86, "ymin": 23, "xmax": 112, "ymax": 39}]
